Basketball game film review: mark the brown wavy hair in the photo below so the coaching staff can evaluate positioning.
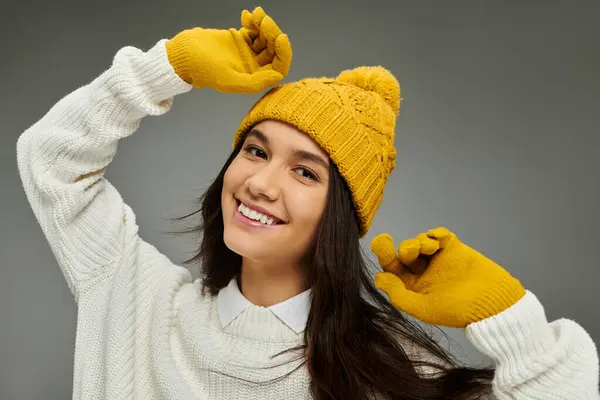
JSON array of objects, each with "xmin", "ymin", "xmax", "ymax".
[{"xmin": 174, "ymin": 139, "xmax": 494, "ymax": 399}]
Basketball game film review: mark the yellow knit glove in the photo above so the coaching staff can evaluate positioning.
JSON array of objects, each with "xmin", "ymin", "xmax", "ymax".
[
  {"xmin": 371, "ymin": 227, "xmax": 526, "ymax": 328},
  {"xmin": 166, "ymin": 7, "xmax": 291, "ymax": 93}
]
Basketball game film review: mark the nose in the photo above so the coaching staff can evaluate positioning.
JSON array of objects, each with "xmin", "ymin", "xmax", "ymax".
[{"xmin": 245, "ymin": 163, "xmax": 281, "ymax": 201}]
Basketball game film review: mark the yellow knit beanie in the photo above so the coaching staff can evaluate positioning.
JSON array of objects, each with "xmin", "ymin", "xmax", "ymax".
[{"xmin": 233, "ymin": 66, "xmax": 401, "ymax": 236}]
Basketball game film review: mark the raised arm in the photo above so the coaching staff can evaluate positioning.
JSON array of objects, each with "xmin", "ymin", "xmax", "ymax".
[
  {"xmin": 16, "ymin": 6, "xmax": 291, "ymax": 299},
  {"xmin": 16, "ymin": 40, "xmax": 192, "ymax": 297}
]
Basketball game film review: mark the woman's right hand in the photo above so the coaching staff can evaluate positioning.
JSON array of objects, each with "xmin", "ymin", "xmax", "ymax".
[{"xmin": 166, "ymin": 7, "xmax": 292, "ymax": 94}]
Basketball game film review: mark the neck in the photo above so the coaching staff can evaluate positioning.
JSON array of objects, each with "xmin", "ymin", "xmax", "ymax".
[{"xmin": 239, "ymin": 257, "xmax": 307, "ymax": 307}]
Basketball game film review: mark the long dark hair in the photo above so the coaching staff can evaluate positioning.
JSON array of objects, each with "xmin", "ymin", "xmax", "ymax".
[{"xmin": 174, "ymin": 139, "xmax": 494, "ymax": 399}]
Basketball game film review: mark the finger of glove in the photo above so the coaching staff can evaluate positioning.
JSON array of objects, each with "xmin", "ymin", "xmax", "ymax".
[
  {"xmin": 426, "ymin": 227, "xmax": 455, "ymax": 248},
  {"xmin": 258, "ymin": 15, "xmax": 282, "ymax": 55},
  {"xmin": 250, "ymin": 6, "xmax": 267, "ymax": 26},
  {"xmin": 374, "ymin": 272, "xmax": 426, "ymax": 318},
  {"xmin": 226, "ymin": 69, "xmax": 283, "ymax": 94},
  {"xmin": 241, "ymin": 7, "xmax": 266, "ymax": 31},
  {"xmin": 416, "ymin": 233, "xmax": 440, "ymax": 256},
  {"xmin": 371, "ymin": 234, "xmax": 398, "ymax": 270},
  {"xmin": 243, "ymin": 7, "xmax": 269, "ymax": 52},
  {"xmin": 272, "ymin": 33, "xmax": 292, "ymax": 75},
  {"xmin": 397, "ymin": 238, "xmax": 421, "ymax": 265},
  {"xmin": 240, "ymin": 10, "xmax": 258, "ymax": 42}
]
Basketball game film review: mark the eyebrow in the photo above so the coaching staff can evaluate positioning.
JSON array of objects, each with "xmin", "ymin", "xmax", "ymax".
[{"xmin": 246, "ymin": 129, "xmax": 330, "ymax": 170}]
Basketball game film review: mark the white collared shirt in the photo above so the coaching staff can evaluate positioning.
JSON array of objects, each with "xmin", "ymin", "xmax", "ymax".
[{"xmin": 217, "ymin": 278, "xmax": 311, "ymax": 334}]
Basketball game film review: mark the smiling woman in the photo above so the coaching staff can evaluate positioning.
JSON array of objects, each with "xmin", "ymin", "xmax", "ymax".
[
  {"xmin": 15, "ymin": 5, "xmax": 599, "ymax": 400},
  {"xmin": 176, "ymin": 59, "xmax": 500, "ymax": 398}
]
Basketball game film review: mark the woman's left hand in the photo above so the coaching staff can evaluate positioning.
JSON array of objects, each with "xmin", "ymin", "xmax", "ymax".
[{"xmin": 371, "ymin": 227, "xmax": 526, "ymax": 328}]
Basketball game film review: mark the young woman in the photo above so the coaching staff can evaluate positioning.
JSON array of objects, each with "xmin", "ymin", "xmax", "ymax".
[{"xmin": 17, "ymin": 7, "xmax": 598, "ymax": 400}]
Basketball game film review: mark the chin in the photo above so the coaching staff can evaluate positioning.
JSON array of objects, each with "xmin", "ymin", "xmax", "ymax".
[{"xmin": 222, "ymin": 227, "xmax": 273, "ymax": 261}]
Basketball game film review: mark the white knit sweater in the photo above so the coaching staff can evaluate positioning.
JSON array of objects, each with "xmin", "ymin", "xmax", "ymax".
[{"xmin": 16, "ymin": 39, "xmax": 599, "ymax": 400}]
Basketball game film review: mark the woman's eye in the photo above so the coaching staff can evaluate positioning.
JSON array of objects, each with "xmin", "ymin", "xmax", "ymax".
[
  {"xmin": 247, "ymin": 146, "xmax": 267, "ymax": 159},
  {"xmin": 294, "ymin": 167, "xmax": 316, "ymax": 180}
]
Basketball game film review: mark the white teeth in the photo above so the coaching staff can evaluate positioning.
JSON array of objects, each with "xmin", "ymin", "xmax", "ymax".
[{"xmin": 238, "ymin": 202, "xmax": 277, "ymax": 225}]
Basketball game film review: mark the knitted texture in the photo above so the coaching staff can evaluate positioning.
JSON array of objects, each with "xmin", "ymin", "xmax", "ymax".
[
  {"xmin": 233, "ymin": 66, "xmax": 401, "ymax": 236},
  {"xmin": 166, "ymin": 7, "xmax": 291, "ymax": 93},
  {"xmin": 15, "ymin": 39, "xmax": 599, "ymax": 399},
  {"xmin": 371, "ymin": 227, "xmax": 527, "ymax": 328}
]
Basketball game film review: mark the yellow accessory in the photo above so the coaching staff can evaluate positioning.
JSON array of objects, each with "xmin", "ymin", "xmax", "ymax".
[
  {"xmin": 234, "ymin": 66, "xmax": 401, "ymax": 235},
  {"xmin": 371, "ymin": 227, "xmax": 526, "ymax": 328},
  {"xmin": 166, "ymin": 7, "xmax": 292, "ymax": 93}
]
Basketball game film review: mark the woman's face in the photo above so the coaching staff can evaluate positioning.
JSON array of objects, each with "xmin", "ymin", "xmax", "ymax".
[{"xmin": 221, "ymin": 120, "xmax": 330, "ymax": 266}]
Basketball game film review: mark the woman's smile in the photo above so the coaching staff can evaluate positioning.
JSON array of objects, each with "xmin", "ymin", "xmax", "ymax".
[{"xmin": 234, "ymin": 199, "xmax": 285, "ymax": 228}]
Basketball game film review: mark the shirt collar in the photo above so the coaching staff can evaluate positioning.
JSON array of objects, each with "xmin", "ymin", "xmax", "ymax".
[{"xmin": 217, "ymin": 277, "xmax": 311, "ymax": 334}]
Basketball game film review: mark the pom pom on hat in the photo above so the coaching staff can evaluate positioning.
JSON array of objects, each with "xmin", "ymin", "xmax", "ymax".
[{"xmin": 336, "ymin": 66, "xmax": 401, "ymax": 114}]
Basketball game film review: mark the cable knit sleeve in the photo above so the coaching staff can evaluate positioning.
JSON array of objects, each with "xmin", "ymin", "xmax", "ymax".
[
  {"xmin": 16, "ymin": 39, "xmax": 193, "ymax": 299},
  {"xmin": 466, "ymin": 290, "xmax": 600, "ymax": 399}
]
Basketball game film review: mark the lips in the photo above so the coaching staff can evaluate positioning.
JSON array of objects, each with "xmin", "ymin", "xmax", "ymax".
[{"xmin": 235, "ymin": 198, "xmax": 285, "ymax": 225}]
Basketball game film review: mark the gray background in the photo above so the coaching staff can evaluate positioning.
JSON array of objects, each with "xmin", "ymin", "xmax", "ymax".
[{"xmin": 1, "ymin": 0, "xmax": 599, "ymax": 398}]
